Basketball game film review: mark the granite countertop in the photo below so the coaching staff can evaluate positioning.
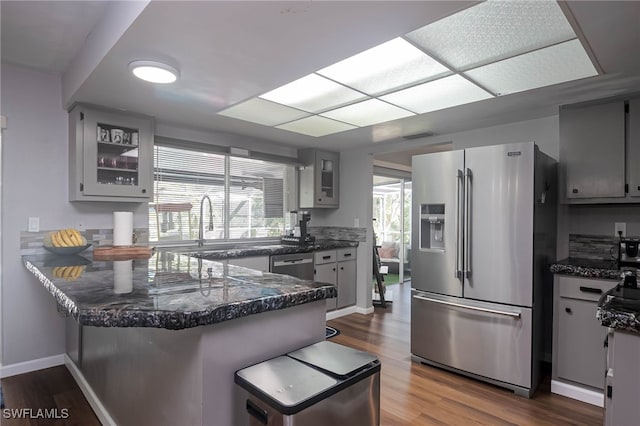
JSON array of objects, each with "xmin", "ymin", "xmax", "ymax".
[
  {"xmin": 176, "ymin": 240, "xmax": 358, "ymax": 260},
  {"xmin": 23, "ymin": 249, "xmax": 337, "ymax": 330},
  {"xmin": 550, "ymin": 257, "xmax": 622, "ymax": 280},
  {"xmin": 597, "ymin": 284, "xmax": 640, "ymax": 334}
]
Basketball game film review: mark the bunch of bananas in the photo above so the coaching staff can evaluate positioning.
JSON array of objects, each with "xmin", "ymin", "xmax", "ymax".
[
  {"xmin": 50, "ymin": 228, "xmax": 86, "ymax": 247},
  {"xmin": 53, "ymin": 265, "xmax": 86, "ymax": 281}
]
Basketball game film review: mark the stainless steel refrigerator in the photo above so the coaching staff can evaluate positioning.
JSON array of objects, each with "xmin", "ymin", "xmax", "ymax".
[{"xmin": 410, "ymin": 141, "xmax": 556, "ymax": 397}]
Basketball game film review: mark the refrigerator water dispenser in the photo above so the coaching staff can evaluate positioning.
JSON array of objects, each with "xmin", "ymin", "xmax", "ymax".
[{"xmin": 420, "ymin": 204, "xmax": 445, "ymax": 251}]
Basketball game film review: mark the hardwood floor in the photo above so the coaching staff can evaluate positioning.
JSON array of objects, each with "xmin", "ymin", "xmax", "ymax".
[
  {"xmin": 328, "ymin": 282, "xmax": 604, "ymax": 426},
  {"xmin": 1, "ymin": 365, "xmax": 99, "ymax": 425},
  {"xmin": 1, "ymin": 282, "xmax": 603, "ymax": 425}
]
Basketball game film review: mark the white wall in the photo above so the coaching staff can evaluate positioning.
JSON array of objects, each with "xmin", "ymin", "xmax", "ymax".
[{"xmin": 0, "ymin": 64, "xmax": 148, "ymax": 367}]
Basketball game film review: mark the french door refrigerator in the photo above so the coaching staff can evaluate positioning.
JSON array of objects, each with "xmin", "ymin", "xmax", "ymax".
[{"xmin": 410, "ymin": 141, "xmax": 556, "ymax": 397}]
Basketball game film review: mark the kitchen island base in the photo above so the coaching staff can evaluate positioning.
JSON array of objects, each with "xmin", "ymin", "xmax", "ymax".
[{"xmin": 67, "ymin": 300, "xmax": 326, "ymax": 426}]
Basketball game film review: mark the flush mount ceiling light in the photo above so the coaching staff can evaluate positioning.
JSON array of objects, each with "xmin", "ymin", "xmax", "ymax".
[{"xmin": 129, "ymin": 60, "xmax": 179, "ymax": 84}]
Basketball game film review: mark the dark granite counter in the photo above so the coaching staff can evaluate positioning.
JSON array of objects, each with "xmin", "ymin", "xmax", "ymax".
[
  {"xmin": 176, "ymin": 240, "xmax": 358, "ymax": 260},
  {"xmin": 23, "ymin": 251, "xmax": 337, "ymax": 330},
  {"xmin": 550, "ymin": 257, "xmax": 622, "ymax": 280},
  {"xmin": 597, "ymin": 284, "xmax": 640, "ymax": 334}
]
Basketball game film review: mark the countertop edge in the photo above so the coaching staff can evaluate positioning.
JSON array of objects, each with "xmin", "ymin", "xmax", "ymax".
[
  {"xmin": 24, "ymin": 256, "xmax": 337, "ymax": 330},
  {"xmin": 25, "ymin": 259, "xmax": 80, "ymax": 321}
]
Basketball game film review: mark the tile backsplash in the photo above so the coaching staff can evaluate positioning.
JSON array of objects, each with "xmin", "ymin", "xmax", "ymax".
[
  {"xmin": 308, "ymin": 226, "xmax": 367, "ymax": 242},
  {"xmin": 569, "ymin": 234, "xmax": 619, "ymax": 260}
]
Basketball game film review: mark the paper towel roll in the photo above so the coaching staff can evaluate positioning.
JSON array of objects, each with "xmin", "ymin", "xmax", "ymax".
[
  {"xmin": 113, "ymin": 260, "xmax": 133, "ymax": 294},
  {"xmin": 113, "ymin": 211, "xmax": 133, "ymax": 246}
]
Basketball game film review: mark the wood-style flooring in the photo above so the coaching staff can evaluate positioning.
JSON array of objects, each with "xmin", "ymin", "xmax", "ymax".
[
  {"xmin": 327, "ymin": 282, "xmax": 604, "ymax": 426},
  {"xmin": 1, "ymin": 282, "xmax": 603, "ymax": 425}
]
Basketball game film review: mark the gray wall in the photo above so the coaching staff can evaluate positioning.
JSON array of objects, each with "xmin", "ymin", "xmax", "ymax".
[{"xmin": 0, "ymin": 64, "xmax": 149, "ymax": 366}]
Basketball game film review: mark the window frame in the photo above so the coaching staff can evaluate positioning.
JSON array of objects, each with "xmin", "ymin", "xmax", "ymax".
[{"xmin": 150, "ymin": 137, "xmax": 299, "ymax": 246}]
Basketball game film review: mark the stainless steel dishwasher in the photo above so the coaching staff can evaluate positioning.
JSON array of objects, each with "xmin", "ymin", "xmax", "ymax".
[{"xmin": 270, "ymin": 252, "xmax": 314, "ymax": 280}]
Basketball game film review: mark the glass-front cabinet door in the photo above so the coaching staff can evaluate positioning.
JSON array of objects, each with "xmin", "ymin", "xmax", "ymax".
[{"xmin": 69, "ymin": 104, "xmax": 153, "ymax": 202}]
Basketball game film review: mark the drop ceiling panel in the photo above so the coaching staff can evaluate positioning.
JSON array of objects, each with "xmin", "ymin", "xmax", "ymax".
[
  {"xmin": 464, "ymin": 39, "xmax": 598, "ymax": 95},
  {"xmin": 276, "ymin": 115, "xmax": 356, "ymax": 137},
  {"xmin": 381, "ymin": 75, "xmax": 493, "ymax": 114},
  {"xmin": 317, "ymin": 38, "xmax": 450, "ymax": 95},
  {"xmin": 260, "ymin": 73, "xmax": 368, "ymax": 113},
  {"xmin": 218, "ymin": 98, "xmax": 309, "ymax": 126},
  {"xmin": 321, "ymin": 98, "xmax": 414, "ymax": 127},
  {"xmin": 406, "ymin": 0, "xmax": 576, "ymax": 70}
]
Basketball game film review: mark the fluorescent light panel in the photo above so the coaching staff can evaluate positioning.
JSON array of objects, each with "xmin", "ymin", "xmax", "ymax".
[
  {"xmin": 276, "ymin": 116, "xmax": 356, "ymax": 137},
  {"xmin": 381, "ymin": 75, "xmax": 493, "ymax": 114},
  {"xmin": 321, "ymin": 98, "xmax": 414, "ymax": 127},
  {"xmin": 317, "ymin": 38, "xmax": 450, "ymax": 95},
  {"xmin": 407, "ymin": 0, "xmax": 577, "ymax": 70},
  {"xmin": 215, "ymin": 0, "xmax": 598, "ymax": 137},
  {"xmin": 464, "ymin": 39, "xmax": 598, "ymax": 95},
  {"xmin": 260, "ymin": 74, "xmax": 367, "ymax": 113},
  {"xmin": 218, "ymin": 98, "xmax": 309, "ymax": 126}
]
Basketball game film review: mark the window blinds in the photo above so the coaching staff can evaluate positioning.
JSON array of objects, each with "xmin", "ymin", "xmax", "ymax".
[{"xmin": 150, "ymin": 144, "xmax": 289, "ymax": 243}]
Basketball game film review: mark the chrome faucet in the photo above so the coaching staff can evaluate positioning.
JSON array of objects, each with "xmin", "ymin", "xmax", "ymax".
[{"xmin": 198, "ymin": 195, "xmax": 214, "ymax": 247}]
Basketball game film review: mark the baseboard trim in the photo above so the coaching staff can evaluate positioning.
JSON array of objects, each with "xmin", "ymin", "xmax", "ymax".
[
  {"xmin": 65, "ymin": 354, "xmax": 116, "ymax": 426},
  {"xmin": 0, "ymin": 354, "xmax": 64, "ymax": 378},
  {"xmin": 326, "ymin": 305, "xmax": 358, "ymax": 320},
  {"xmin": 551, "ymin": 379, "xmax": 604, "ymax": 407},
  {"xmin": 357, "ymin": 306, "xmax": 374, "ymax": 315}
]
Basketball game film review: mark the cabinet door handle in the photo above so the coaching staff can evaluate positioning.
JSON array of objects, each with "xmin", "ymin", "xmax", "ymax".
[
  {"xmin": 579, "ymin": 286, "xmax": 602, "ymax": 294},
  {"xmin": 322, "ymin": 255, "xmax": 331, "ymax": 260},
  {"xmin": 333, "ymin": 267, "xmax": 336, "ymax": 272},
  {"xmin": 343, "ymin": 253, "xmax": 352, "ymax": 258},
  {"xmin": 565, "ymin": 307, "xmax": 572, "ymax": 314},
  {"xmin": 340, "ymin": 266, "xmax": 344, "ymax": 270},
  {"xmin": 572, "ymin": 188, "xmax": 579, "ymax": 194}
]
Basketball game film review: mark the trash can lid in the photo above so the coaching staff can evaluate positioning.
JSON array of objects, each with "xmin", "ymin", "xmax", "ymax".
[
  {"xmin": 287, "ymin": 341, "xmax": 378, "ymax": 379},
  {"xmin": 235, "ymin": 356, "xmax": 337, "ymax": 412}
]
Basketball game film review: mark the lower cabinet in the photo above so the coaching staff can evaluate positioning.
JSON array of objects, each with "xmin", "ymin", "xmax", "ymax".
[
  {"xmin": 605, "ymin": 329, "xmax": 640, "ymax": 425},
  {"xmin": 553, "ymin": 275, "xmax": 616, "ymax": 391},
  {"xmin": 227, "ymin": 256, "xmax": 269, "ymax": 272},
  {"xmin": 314, "ymin": 248, "xmax": 357, "ymax": 311}
]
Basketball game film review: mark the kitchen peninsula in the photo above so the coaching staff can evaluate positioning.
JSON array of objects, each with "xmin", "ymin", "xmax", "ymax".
[{"xmin": 22, "ymin": 250, "xmax": 337, "ymax": 426}]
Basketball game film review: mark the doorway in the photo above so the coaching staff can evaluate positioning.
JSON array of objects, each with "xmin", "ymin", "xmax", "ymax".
[{"xmin": 372, "ymin": 175, "xmax": 411, "ymax": 285}]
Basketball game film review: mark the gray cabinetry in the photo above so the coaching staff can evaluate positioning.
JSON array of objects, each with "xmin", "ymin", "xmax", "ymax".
[
  {"xmin": 605, "ymin": 329, "xmax": 640, "ymax": 426},
  {"xmin": 314, "ymin": 248, "xmax": 357, "ymax": 311},
  {"xmin": 69, "ymin": 104, "xmax": 154, "ymax": 202},
  {"xmin": 560, "ymin": 100, "xmax": 625, "ymax": 201},
  {"xmin": 228, "ymin": 256, "xmax": 269, "ymax": 272},
  {"xmin": 553, "ymin": 275, "xmax": 615, "ymax": 391},
  {"xmin": 629, "ymin": 98, "xmax": 640, "ymax": 197},
  {"xmin": 299, "ymin": 149, "xmax": 339, "ymax": 208},
  {"xmin": 336, "ymin": 248, "xmax": 357, "ymax": 309}
]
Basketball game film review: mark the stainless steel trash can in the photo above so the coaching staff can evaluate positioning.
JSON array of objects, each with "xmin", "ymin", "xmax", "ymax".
[{"xmin": 235, "ymin": 341, "xmax": 381, "ymax": 426}]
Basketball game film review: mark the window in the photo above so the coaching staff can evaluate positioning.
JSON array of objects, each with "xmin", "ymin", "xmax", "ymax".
[{"xmin": 149, "ymin": 143, "xmax": 293, "ymax": 243}]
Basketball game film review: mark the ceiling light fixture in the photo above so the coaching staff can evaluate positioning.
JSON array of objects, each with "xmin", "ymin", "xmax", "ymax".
[{"xmin": 129, "ymin": 60, "xmax": 179, "ymax": 84}]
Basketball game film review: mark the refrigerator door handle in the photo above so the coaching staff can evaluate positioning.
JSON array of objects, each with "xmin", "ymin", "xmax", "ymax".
[
  {"xmin": 413, "ymin": 295, "xmax": 521, "ymax": 318},
  {"xmin": 455, "ymin": 169, "xmax": 463, "ymax": 278},
  {"xmin": 464, "ymin": 168, "xmax": 472, "ymax": 278}
]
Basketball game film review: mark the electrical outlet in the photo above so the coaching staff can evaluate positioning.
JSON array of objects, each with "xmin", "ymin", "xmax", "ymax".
[
  {"xmin": 615, "ymin": 222, "xmax": 626, "ymax": 237},
  {"xmin": 354, "ymin": 218, "xmax": 360, "ymax": 228},
  {"xmin": 28, "ymin": 217, "xmax": 39, "ymax": 232}
]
